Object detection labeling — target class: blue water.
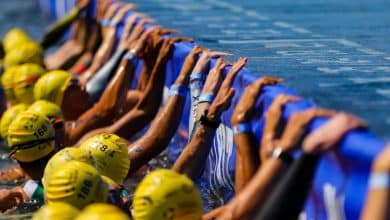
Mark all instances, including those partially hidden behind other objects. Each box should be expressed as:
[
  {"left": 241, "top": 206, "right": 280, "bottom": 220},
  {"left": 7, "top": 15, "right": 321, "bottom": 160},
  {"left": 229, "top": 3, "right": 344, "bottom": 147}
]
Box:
[{"left": 129, "top": 0, "right": 390, "bottom": 139}]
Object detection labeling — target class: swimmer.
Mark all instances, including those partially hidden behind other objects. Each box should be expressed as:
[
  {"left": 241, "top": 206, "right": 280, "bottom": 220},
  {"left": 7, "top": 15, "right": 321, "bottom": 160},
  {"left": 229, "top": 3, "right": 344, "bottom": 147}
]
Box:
[
  {"left": 34, "top": 27, "right": 161, "bottom": 145},
  {"left": 0, "top": 112, "right": 60, "bottom": 211}
]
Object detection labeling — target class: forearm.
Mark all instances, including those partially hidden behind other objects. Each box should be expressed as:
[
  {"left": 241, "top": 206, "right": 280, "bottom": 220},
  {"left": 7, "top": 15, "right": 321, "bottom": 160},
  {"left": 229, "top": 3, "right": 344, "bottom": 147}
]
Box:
[
  {"left": 172, "top": 125, "right": 215, "bottom": 180},
  {"left": 86, "top": 49, "right": 128, "bottom": 102},
  {"left": 234, "top": 133, "right": 259, "bottom": 192},
  {"left": 108, "top": 57, "right": 168, "bottom": 137},
  {"left": 361, "top": 166, "right": 390, "bottom": 220},
  {"left": 128, "top": 93, "right": 187, "bottom": 175},
  {"left": 41, "top": 7, "right": 81, "bottom": 48},
  {"left": 256, "top": 153, "right": 320, "bottom": 220},
  {"left": 84, "top": 30, "right": 117, "bottom": 79},
  {"left": 66, "top": 59, "right": 136, "bottom": 145}
]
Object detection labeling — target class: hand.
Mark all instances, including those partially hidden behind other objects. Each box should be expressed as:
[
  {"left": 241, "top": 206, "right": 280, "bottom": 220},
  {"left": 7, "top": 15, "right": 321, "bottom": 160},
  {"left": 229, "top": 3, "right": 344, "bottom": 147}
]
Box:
[
  {"left": 130, "top": 26, "right": 161, "bottom": 56},
  {"left": 302, "top": 112, "right": 366, "bottom": 155},
  {"left": 201, "top": 59, "right": 229, "bottom": 95},
  {"left": 127, "top": 18, "right": 155, "bottom": 44},
  {"left": 111, "top": 4, "right": 136, "bottom": 25},
  {"left": 260, "top": 94, "right": 301, "bottom": 162},
  {"left": 231, "top": 77, "right": 283, "bottom": 125},
  {"left": 118, "top": 13, "right": 150, "bottom": 49},
  {"left": 0, "top": 188, "right": 26, "bottom": 211},
  {"left": 157, "top": 37, "right": 194, "bottom": 62},
  {"left": 76, "top": 0, "right": 90, "bottom": 10},
  {"left": 277, "top": 108, "right": 335, "bottom": 152},
  {"left": 0, "top": 166, "right": 27, "bottom": 181},
  {"left": 192, "top": 50, "right": 232, "bottom": 74},
  {"left": 207, "top": 57, "right": 248, "bottom": 120},
  {"left": 102, "top": 2, "right": 123, "bottom": 21},
  {"left": 175, "top": 46, "right": 205, "bottom": 84}
]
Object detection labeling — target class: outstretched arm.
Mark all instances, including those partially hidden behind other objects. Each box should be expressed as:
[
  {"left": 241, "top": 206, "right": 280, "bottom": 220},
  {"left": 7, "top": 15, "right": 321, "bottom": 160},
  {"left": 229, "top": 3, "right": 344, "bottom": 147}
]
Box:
[
  {"left": 257, "top": 113, "right": 364, "bottom": 220},
  {"left": 80, "top": 4, "right": 135, "bottom": 85},
  {"left": 40, "top": 0, "right": 90, "bottom": 48},
  {"left": 173, "top": 58, "right": 246, "bottom": 180},
  {"left": 231, "top": 77, "right": 282, "bottom": 192},
  {"left": 205, "top": 98, "right": 332, "bottom": 220},
  {"left": 65, "top": 28, "right": 157, "bottom": 145},
  {"left": 125, "top": 44, "right": 201, "bottom": 175},
  {"left": 361, "top": 143, "right": 390, "bottom": 220}
]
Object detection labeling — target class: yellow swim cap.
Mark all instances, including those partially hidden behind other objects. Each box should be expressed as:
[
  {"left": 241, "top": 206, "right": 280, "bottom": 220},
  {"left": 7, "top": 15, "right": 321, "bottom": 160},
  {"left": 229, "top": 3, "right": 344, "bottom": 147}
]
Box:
[
  {"left": 3, "top": 28, "right": 33, "bottom": 53},
  {"left": 7, "top": 111, "right": 55, "bottom": 162},
  {"left": 28, "top": 100, "right": 63, "bottom": 119},
  {"left": 80, "top": 133, "right": 130, "bottom": 184},
  {"left": 33, "top": 70, "right": 72, "bottom": 105},
  {"left": 0, "top": 103, "right": 28, "bottom": 138},
  {"left": 13, "top": 63, "right": 45, "bottom": 104},
  {"left": 43, "top": 147, "right": 96, "bottom": 188},
  {"left": 4, "top": 42, "right": 43, "bottom": 67},
  {"left": 75, "top": 203, "right": 130, "bottom": 220},
  {"left": 133, "top": 169, "right": 203, "bottom": 220},
  {"left": 45, "top": 161, "right": 108, "bottom": 209},
  {"left": 32, "top": 202, "right": 80, "bottom": 220},
  {"left": 1, "top": 66, "right": 20, "bottom": 104}
]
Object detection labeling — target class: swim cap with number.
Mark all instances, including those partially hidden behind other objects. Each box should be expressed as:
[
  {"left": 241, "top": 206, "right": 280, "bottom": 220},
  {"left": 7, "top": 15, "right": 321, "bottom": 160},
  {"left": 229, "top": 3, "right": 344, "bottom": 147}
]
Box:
[
  {"left": 13, "top": 63, "right": 45, "bottom": 104},
  {"left": 43, "top": 147, "right": 96, "bottom": 188},
  {"left": 133, "top": 169, "right": 202, "bottom": 220},
  {"left": 75, "top": 203, "right": 130, "bottom": 220},
  {"left": 80, "top": 133, "right": 130, "bottom": 184},
  {"left": 0, "top": 103, "right": 28, "bottom": 139},
  {"left": 45, "top": 161, "right": 108, "bottom": 209},
  {"left": 33, "top": 70, "right": 72, "bottom": 105},
  {"left": 32, "top": 202, "right": 80, "bottom": 220},
  {"left": 7, "top": 111, "right": 55, "bottom": 162}
]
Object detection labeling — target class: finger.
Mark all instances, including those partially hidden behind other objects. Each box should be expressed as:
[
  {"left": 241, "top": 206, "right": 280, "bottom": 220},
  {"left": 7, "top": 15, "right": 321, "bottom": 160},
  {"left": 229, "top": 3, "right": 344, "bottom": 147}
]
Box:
[
  {"left": 223, "top": 57, "right": 247, "bottom": 86},
  {"left": 168, "top": 37, "right": 194, "bottom": 43},
  {"left": 208, "top": 51, "right": 233, "bottom": 58},
  {"left": 158, "top": 29, "right": 180, "bottom": 35}
]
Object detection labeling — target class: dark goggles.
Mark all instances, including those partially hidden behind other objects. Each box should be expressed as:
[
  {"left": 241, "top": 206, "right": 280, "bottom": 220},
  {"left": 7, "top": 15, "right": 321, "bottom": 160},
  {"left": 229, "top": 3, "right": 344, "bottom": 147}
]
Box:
[{"left": 8, "top": 137, "right": 55, "bottom": 159}]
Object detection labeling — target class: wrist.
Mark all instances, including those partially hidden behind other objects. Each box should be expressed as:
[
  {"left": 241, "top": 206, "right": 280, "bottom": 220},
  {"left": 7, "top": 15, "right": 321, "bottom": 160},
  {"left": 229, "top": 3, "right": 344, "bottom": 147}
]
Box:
[{"left": 199, "top": 110, "right": 221, "bottom": 129}]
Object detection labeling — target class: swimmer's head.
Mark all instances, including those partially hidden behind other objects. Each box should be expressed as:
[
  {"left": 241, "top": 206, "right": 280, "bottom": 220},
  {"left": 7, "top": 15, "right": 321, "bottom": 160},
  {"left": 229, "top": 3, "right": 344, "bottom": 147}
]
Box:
[
  {"left": 42, "top": 147, "right": 96, "bottom": 188},
  {"left": 33, "top": 70, "right": 72, "bottom": 105},
  {"left": 13, "top": 63, "right": 45, "bottom": 104},
  {"left": 7, "top": 111, "right": 55, "bottom": 162},
  {"left": 0, "top": 103, "right": 28, "bottom": 138},
  {"left": 32, "top": 202, "right": 80, "bottom": 220},
  {"left": 28, "top": 100, "right": 63, "bottom": 119},
  {"left": 1, "top": 66, "right": 20, "bottom": 104},
  {"left": 4, "top": 42, "right": 43, "bottom": 67},
  {"left": 45, "top": 161, "right": 108, "bottom": 209},
  {"left": 80, "top": 133, "right": 130, "bottom": 184},
  {"left": 133, "top": 169, "right": 203, "bottom": 220},
  {"left": 74, "top": 203, "right": 130, "bottom": 220},
  {"left": 3, "top": 28, "right": 33, "bottom": 53}
]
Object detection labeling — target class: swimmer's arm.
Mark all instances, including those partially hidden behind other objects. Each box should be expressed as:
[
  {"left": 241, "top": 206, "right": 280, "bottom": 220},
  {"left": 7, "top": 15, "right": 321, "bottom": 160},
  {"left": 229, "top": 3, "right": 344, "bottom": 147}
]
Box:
[
  {"left": 361, "top": 144, "right": 390, "bottom": 220},
  {"left": 66, "top": 57, "right": 136, "bottom": 145},
  {"left": 231, "top": 77, "right": 282, "bottom": 192},
  {"left": 124, "top": 45, "right": 201, "bottom": 175},
  {"left": 210, "top": 108, "right": 334, "bottom": 220},
  {"left": 0, "top": 186, "right": 28, "bottom": 212},
  {"left": 80, "top": 5, "right": 134, "bottom": 84},
  {"left": 40, "top": 7, "right": 81, "bottom": 49},
  {"left": 257, "top": 113, "right": 363, "bottom": 220},
  {"left": 173, "top": 58, "right": 246, "bottom": 179}
]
